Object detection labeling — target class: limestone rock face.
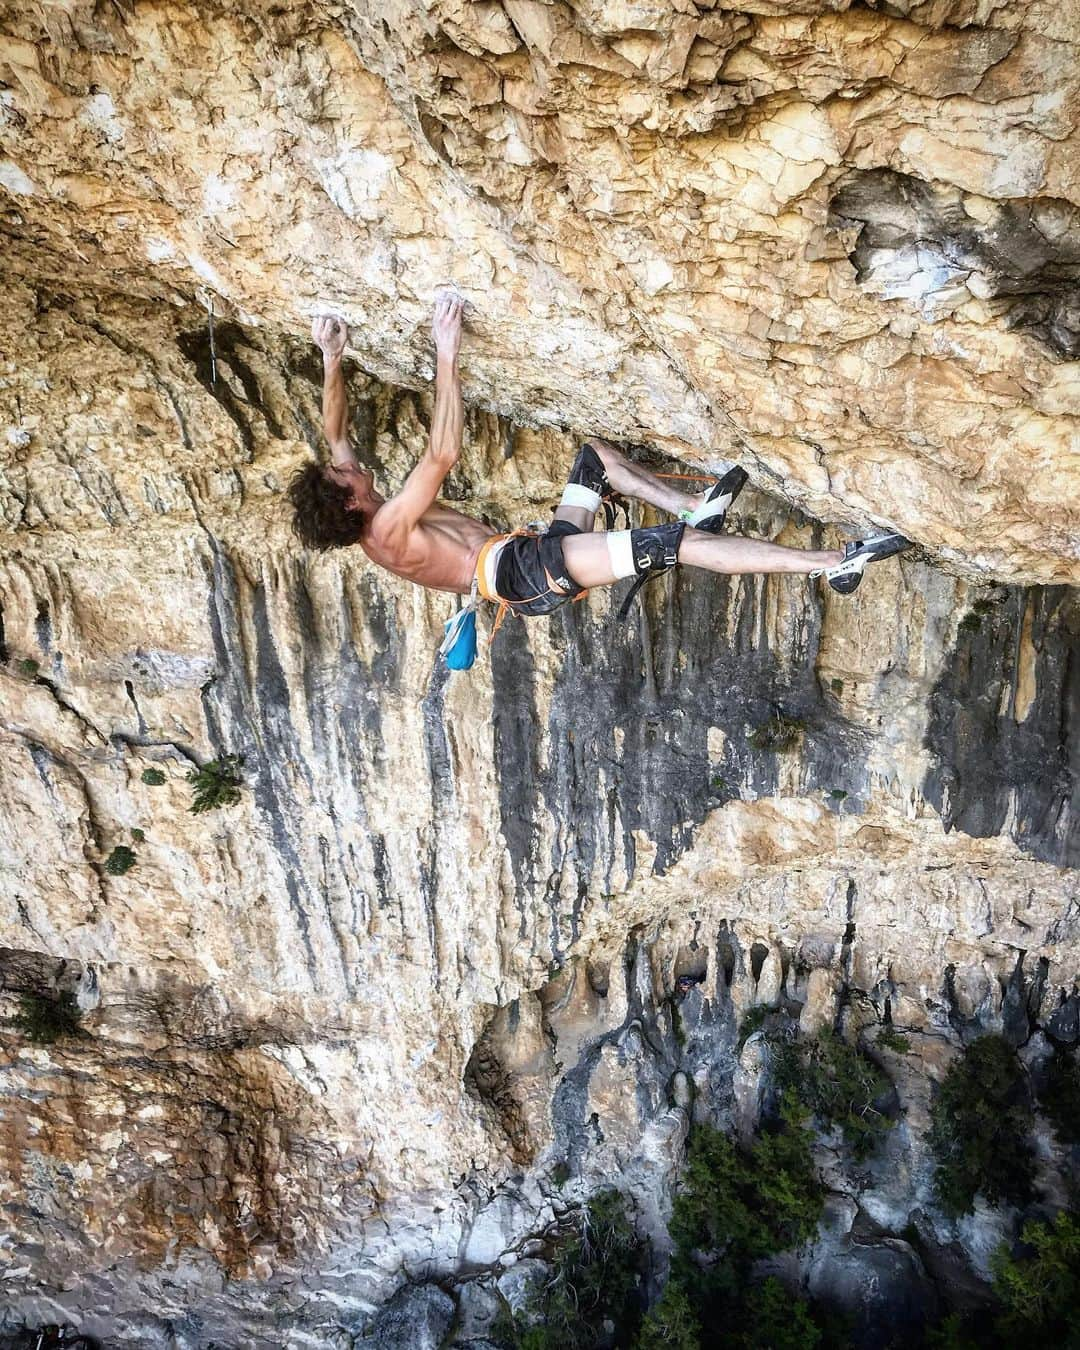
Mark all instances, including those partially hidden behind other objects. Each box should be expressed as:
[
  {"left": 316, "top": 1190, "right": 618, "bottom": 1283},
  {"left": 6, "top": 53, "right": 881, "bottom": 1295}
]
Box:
[
  {"left": 0, "top": 1, "right": 1078, "bottom": 1346},
  {"left": 1, "top": 0, "right": 1078, "bottom": 580}
]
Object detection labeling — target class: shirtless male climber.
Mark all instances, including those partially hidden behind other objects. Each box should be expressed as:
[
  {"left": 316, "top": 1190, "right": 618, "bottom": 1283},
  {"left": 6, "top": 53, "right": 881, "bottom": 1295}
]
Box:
[{"left": 288, "top": 295, "right": 909, "bottom": 631}]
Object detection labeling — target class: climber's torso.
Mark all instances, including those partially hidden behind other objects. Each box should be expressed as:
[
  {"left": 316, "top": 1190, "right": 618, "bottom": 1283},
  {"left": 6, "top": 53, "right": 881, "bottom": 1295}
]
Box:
[{"left": 361, "top": 501, "right": 496, "bottom": 595}]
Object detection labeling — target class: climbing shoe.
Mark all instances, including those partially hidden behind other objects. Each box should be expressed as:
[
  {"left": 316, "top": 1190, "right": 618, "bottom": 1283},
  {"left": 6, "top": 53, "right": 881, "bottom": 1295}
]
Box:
[
  {"left": 812, "top": 532, "right": 912, "bottom": 594},
  {"left": 682, "top": 465, "right": 748, "bottom": 534}
]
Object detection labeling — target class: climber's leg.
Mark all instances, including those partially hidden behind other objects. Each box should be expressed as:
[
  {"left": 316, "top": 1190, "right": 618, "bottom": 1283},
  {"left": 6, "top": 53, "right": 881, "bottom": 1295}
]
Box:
[
  {"left": 586, "top": 439, "right": 698, "bottom": 516},
  {"left": 551, "top": 443, "right": 610, "bottom": 532},
  {"left": 560, "top": 525, "right": 843, "bottom": 589}
]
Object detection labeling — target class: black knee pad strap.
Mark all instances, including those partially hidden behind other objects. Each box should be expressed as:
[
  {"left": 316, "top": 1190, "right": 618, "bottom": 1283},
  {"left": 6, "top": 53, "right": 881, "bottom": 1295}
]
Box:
[
  {"left": 630, "top": 521, "right": 685, "bottom": 575},
  {"left": 618, "top": 521, "right": 685, "bottom": 620}
]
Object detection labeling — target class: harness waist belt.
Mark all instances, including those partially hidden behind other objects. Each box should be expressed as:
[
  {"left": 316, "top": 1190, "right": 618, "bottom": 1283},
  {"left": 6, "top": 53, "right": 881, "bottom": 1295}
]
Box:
[{"left": 476, "top": 534, "right": 511, "bottom": 603}]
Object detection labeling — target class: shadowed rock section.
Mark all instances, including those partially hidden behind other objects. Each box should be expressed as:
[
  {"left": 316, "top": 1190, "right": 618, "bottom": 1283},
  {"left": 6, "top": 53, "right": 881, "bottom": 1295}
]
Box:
[
  {"left": 830, "top": 170, "right": 1080, "bottom": 357},
  {"left": 924, "top": 586, "right": 1080, "bottom": 867}
]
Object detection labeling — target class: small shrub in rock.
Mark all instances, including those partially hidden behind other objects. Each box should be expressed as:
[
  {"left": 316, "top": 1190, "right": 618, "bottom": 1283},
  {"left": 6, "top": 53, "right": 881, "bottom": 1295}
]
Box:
[
  {"left": 141, "top": 767, "right": 167, "bottom": 786},
  {"left": 187, "top": 754, "right": 245, "bottom": 814},
  {"left": 13, "top": 990, "right": 82, "bottom": 1044},
  {"left": 500, "top": 1189, "right": 646, "bottom": 1349},
  {"left": 923, "top": 1310, "right": 997, "bottom": 1350},
  {"left": 748, "top": 712, "right": 805, "bottom": 753},
  {"left": 991, "top": 1211, "right": 1080, "bottom": 1346},
  {"left": 928, "top": 1034, "right": 1035, "bottom": 1216},
  {"left": 17, "top": 658, "right": 39, "bottom": 678},
  {"left": 736, "top": 1003, "right": 772, "bottom": 1051},
  {"left": 550, "top": 1160, "right": 571, "bottom": 1188},
  {"left": 1040, "top": 1051, "right": 1080, "bottom": 1146},
  {"left": 130, "top": 827, "right": 145, "bottom": 844},
  {"left": 104, "top": 845, "right": 136, "bottom": 876},
  {"left": 635, "top": 1279, "right": 700, "bottom": 1350},
  {"left": 771, "top": 1029, "right": 896, "bottom": 1159},
  {"left": 877, "top": 1026, "right": 911, "bottom": 1055},
  {"left": 733, "top": 1277, "right": 824, "bottom": 1350}
]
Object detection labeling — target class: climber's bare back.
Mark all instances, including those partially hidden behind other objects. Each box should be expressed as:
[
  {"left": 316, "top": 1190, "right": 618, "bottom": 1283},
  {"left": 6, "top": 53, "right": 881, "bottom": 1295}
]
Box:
[{"left": 361, "top": 498, "right": 495, "bottom": 596}]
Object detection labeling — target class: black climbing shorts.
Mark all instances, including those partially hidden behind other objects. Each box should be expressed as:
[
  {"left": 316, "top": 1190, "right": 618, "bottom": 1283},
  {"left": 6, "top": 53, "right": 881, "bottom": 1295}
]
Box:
[{"left": 493, "top": 520, "right": 585, "bottom": 617}]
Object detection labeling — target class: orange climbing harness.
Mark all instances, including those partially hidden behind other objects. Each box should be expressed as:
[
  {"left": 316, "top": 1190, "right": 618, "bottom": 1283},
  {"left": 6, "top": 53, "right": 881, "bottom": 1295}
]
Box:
[{"left": 475, "top": 527, "right": 588, "bottom": 639}]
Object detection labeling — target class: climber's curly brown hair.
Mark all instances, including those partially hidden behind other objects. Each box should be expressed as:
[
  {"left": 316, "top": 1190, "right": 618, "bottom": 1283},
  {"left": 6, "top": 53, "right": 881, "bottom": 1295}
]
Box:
[{"left": 287, "top": 462, "right": 366, "bottom": 551}]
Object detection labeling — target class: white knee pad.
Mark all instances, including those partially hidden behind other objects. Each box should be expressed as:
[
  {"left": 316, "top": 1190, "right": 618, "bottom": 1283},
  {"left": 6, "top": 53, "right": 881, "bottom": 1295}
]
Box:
[
  {"left": 560, "top": 483, "right": 601, "bottom": 513},
  {"left": 606, "top": 530, "right": 637, "bottom": 580}
]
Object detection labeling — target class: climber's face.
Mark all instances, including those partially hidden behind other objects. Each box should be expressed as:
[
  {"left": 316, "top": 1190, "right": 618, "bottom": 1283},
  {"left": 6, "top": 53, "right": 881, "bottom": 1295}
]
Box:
[{"left": 327, "top": 462, "right": 374, "bottom": 510}]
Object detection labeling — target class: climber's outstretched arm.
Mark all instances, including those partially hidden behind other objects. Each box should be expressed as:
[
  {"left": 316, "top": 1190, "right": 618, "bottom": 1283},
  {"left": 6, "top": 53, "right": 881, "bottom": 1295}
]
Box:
[
  {"left": 313, "top": 315, "right": 357, "bottom": 469},
  {"left": 375, "top": 294, "right": 465, "bottom": 539}
]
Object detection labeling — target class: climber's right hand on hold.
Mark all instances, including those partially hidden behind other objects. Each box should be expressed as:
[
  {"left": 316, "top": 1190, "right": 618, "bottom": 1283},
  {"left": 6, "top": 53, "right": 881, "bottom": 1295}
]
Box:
[
  {"left": 313, "top": 314, "right": 348, "bottom": 362},
  {"left": 432, "top": 292, "right": 463, "bottom": 363}
]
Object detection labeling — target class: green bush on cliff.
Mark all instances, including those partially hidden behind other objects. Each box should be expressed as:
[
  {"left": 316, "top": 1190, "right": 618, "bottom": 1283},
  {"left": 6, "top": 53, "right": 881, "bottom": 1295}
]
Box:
[
  {"left": 186, "top": 754, "right": 245, "bottom": 813},
  {"left": 877, "top": 1026, "right": 911, "bottom": 1055},
  {"left": 992, "top": 1212, "right": 1080, "bottom": 1347},
  {"left": 669, "top": 1100, "right": 824, "bottom": 1263},
  {"left": 734, "top": 1278, "right": 824, "bottom": 1350},
  {"left": 104, "top": 844, "right": 137, "bottom": 875},
  {"left": 635, "top": 1279, "right": 701, "bottom": 1350},
  {"left": 499, "top": 1189, "right": 646, "bottom": 1349},
  {"left": 748, "top": 712, "right": 805, "bottom": 753},
  {"left": 13, "top": 990, "right": 82, "bottom": 1044},
  {"left": 923, "top": 1211, "right": 1080, "bottom": 1350},
  {"left": 771, "top": 1029, "right": 896, "bottom": 1159},
  {"left": 1040, "top": 1050, "right": 1080, "bottom": 1145},
  {"left": 928, "top": 1034, "right": 1035, "bottom": 1216},
  {"left": 637, "top": 1107, "right": 829, "bottom": 1350}
]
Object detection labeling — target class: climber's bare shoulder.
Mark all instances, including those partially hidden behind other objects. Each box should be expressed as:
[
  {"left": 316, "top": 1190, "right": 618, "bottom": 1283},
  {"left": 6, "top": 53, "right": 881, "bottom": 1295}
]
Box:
[{"left": 362, "top": 500, "right": 496, "bottom": 595}]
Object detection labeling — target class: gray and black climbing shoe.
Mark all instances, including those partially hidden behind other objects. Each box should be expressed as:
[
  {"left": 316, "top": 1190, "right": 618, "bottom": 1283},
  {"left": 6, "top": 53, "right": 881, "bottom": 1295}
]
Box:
[
  {"left": 812, "top": 532, "right": 911, "bottom": 594},
  {"left": 683, "top": 465, "right": 748, "bottom": 534}
]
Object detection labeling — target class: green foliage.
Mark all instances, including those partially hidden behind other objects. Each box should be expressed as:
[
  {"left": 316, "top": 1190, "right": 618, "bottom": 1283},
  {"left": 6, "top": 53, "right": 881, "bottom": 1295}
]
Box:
[
  {"left": 772, "top": 1030, "right": 896, "bottom": 1159},
  {"left": 958, "top": 612, "right": 982, "bottom": 634},
  {"left": 186, "top": 754, "right": 245, "bottom": 814},
  {"left": 991, "top": 1212, "right": 1080, "bottom": 1348},
  {"left": 141, "top": 767, "right": 167, "bottom": 786},
  {"left": 828, "top": 789, "right": 848, "bottom": 802},
  {"left": 733, "top": 1278, "right": 822, "bottom": 1350},
  {"left": 13, "top": 990, "right": 82, "bottom": 1044},
  {"left": 669, "top": 1103, "right": 823, "bottom": 1264},
  {"left": 635, "top": 1279, "right": 700, "bottom": 1350},
  {"left": 923, "top": 1310, "right": 997, "bottom": 1350},
  {"left": 829, "top": 678, "right": 844, "bottom": 695},
  {"left": 748, "top": 712, "right": 805, "bottom": 753},
  {"left": 501, "top": 1190, "right": 645, "bottom": 1350},
  {"left": 550, "top": 1160, "right": 571, "bottom": 1188},
  {"left": 130, "top": 827, "right": 145, "bottom": 844},
  {"left": 17, "top": 658, "right": 39, "bottom": 678},
  {"left": 928, "top": 1035, "right": 1035, "bottom": 1216},
  {"left": 1040, "top": 1051, "right": 1080, "bottom": 1145},
  {"left": 635, "top": 1109, "right": 831, "bottom": 1350},
  {"left": 104, "top": 845, "right": 136, "bottom": 876},
  {"left": 736, "top": 1004, "right": 771, "bottom": 1051},
  {"left": 877, "top": 1026, "right": 912, "bottom": 1055}
]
